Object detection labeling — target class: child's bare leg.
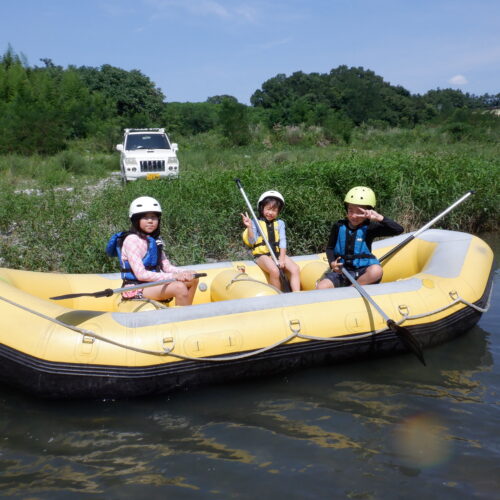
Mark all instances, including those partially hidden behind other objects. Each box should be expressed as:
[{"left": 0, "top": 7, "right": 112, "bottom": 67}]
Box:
[
  {"left": 184, "top": 276, "right": 199, "bottom": 304},
  {"left": 283, "top": 256, "right": 301, "bottom": 291},
  {"left": 144, "top": 278, "right": 198, "bottom": 306},
  {"left": 316, "top": 277, "right": 334, "bottom": 289},
  {"left": 357, "top": 264, "right": 383, "bottom": 285},
  {"left": 256, "top": 255, "right": 281, "bottom": 290}
]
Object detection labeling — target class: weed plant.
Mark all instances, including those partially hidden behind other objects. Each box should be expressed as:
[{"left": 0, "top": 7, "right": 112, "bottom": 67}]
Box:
[{"left": 0, "top": 135, "right": 498, "bottom": 273}]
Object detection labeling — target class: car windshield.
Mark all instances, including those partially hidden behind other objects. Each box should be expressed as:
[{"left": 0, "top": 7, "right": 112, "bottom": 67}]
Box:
[{"left": 125, "top": 134, "right": 170, "bottom": 150}]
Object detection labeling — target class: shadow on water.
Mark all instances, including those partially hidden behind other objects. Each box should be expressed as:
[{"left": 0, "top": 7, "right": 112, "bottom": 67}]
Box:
[{"left": 0, "top": 233, "right": 498, "bottom": 499}]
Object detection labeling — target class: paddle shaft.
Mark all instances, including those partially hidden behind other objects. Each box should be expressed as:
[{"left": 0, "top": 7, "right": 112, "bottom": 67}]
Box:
[
  {"left": 111, "top": 274, "right": 206, "bottom": 295},
  {"left": 341, "top": 267, "right": 426, "bottom": 365},
  {"left": 51, "top": 273, "right": 207, "bottom": 300},
  {"left": 341, "top": 268, "right": 389, "bottom": 322},
  {"left": 379, "top": 190, "right": 474, "bottom": 263}
]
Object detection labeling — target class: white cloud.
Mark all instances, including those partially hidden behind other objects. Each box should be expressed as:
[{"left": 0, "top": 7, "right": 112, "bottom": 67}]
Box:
[
  {"left": 449, "top": 74, "right": 468, "bottom": 85},
  {"left": 145, "top": 0, "right": 257, "bottom": 21}
]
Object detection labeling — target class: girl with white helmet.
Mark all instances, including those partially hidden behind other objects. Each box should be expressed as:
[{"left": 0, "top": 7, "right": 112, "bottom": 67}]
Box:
[
  {"left": 241, "top": 190, "right": 300, "bottom": 292},
  {"left": 317, "top": 186, "right": 403, "bottom": 289},
  {"left": 106, "top": 196, "right": 199, "bottom": 305}
]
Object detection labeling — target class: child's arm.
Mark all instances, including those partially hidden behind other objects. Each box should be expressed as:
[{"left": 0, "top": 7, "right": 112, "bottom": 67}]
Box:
[
  {"left": 278, "top": 248, "right": 287, "bottom": 268},
  {"left": 241, "top": 212, "right": 255, "bottom": 240},
  {"left": 325, "top": 223, "right": 341, "bottom": 265},
  {"left": 364, "top": 209, "right": 384, "bottom": 222},
  {"left": 369, "top": 213, "right": 404, "bottom": 236},
  {"left": 122, "top": 235, "right": 176, "bottom": 282},
  {"left": 160, "top": 251, "right": 197, "bottom": 282},
  {"left": 241, "top": 212, "right": 260, "bottom": 246},
  {"left": 278, "top": 219, "right": 287, "bottom": 267}
]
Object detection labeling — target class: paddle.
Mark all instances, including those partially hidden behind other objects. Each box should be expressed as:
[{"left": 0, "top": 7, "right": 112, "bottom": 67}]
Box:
[
  {"left": 235, "top": 179, "right": 292, "bottom": 293},
  {"left": 50, "top": 273, "right": 207, "bottom": 300},
  {"left": 379, "top": 190, "right": 474, "bottom": 263},
  {"left": 341, "top": 267, "right": 426, "bottom": 365}
]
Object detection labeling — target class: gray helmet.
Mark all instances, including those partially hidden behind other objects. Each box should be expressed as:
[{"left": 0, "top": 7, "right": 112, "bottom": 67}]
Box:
[{"left": 128, "top": 196, "right": 162, "bottom": 218}]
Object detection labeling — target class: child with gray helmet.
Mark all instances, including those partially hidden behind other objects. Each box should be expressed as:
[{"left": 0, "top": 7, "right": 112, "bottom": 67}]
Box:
[
  {"left": 241, "top": 190, "right": 300, "bottom": 292},
  {"left": 106, "top": 196, "right": 199, "bottom": 305}
]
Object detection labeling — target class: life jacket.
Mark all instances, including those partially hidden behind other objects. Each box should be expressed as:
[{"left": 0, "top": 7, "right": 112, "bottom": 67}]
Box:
[
  {"left": 333, "top": 221, "right": 379, "bottom": 269},
  {"left": 242, "top": 219, "right": 280, "bottom": 257},
  {"left": 106, "top": 231, "right": 162, "bottom": 284}
]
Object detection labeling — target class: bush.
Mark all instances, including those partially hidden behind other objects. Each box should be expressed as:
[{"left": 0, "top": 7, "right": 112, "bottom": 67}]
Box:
[{"left": 0, "top": 146, "right": 497, "bottom": 273}]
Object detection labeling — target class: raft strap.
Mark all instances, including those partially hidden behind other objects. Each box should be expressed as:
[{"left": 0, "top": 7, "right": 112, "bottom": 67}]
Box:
[{"left": 0, "top": 287, "right": 491, "bottom": 361}]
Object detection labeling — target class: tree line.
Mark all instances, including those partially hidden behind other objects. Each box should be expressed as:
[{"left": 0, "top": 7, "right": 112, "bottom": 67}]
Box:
[{"left": 0, "top": 46, "right": 498, "bottom": 154}]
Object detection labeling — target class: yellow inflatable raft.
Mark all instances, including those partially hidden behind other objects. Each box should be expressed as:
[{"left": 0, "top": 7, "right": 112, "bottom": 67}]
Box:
[{"left": 0, "top": 229, "right": 493, "bottom": 399}]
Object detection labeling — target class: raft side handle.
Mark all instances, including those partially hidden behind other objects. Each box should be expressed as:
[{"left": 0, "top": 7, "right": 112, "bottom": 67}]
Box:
[
  {"left": 289, "top": 319, "right": 302, "bottom": 335},
  {"left": 398, "top": 304, "right": 410, "bottom": 317}
]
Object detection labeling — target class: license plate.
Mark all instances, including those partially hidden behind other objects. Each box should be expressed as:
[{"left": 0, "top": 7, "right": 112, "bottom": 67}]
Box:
[{"left": 146, "top": 173, "right": 161, "bottom": 180}]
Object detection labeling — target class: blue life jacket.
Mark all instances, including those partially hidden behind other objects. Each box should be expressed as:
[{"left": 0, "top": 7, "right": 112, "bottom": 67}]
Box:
[
  {"left": 333, "top": 222, "right": 380, "bottom": 270},
  {"left": 106, "top": 231, "right": 161, "bottom": 284}
]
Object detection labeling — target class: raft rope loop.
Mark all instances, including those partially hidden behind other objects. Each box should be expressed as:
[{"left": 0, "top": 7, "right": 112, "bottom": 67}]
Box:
[
  {"left": 396, "top": 289, "right": 491, "bottom": 324},
  {"left": 0, "top": 286, "right": 491, "bottom": 361},
  {"left": 226, "top": 272, "right": 282, "bottom": 294}
]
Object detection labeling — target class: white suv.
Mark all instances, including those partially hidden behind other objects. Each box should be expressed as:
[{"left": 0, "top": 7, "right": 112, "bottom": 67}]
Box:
[{"left": 116, "top": 128, "right": 179, "bottom": 182}]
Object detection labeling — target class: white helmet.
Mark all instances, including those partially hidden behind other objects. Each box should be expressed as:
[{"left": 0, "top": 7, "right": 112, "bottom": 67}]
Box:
[
  {"left": 129, "top": 196, "right": 162, "bottom": 218},
  {"left": 258, "top": 190, "right": 285, "bottom": 206}
]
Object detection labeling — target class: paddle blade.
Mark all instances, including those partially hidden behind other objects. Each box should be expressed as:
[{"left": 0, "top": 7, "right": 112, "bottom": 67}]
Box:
[
  {"left": 387, "top": 320, "right": 426, "bottom": 366},
  {"left": 50, "top": 289, "right": 114, "bottom": 300},
  {"left": 51, "top": 292, "right": 91, "bottom": 300},
  {"left": 279, "top": 270, "right": 293, "bottom": 293}
]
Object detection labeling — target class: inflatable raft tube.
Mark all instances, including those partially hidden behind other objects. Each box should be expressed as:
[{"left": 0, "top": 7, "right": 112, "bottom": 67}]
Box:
[{"left": 0, "top": 230, "right": 493, "bottom": 399}]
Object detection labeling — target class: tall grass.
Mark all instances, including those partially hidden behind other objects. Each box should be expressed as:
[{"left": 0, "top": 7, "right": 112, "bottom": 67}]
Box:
[
  {"left": 0, "top": 152, "right": 115, "bottom": 190},
  {"left": 0, "top": 145, "right": 497, "bottom": 273}
]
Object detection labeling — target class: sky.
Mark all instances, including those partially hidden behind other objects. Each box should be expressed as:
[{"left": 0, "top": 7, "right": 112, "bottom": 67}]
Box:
[{"left": 2, "top": 0, "right": 499, "bottom": 104}]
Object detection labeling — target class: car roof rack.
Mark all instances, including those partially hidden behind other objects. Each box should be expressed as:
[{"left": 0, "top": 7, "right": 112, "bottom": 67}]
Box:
[{"left": 124, "top": 128, "right": 165, "bottom": 133}]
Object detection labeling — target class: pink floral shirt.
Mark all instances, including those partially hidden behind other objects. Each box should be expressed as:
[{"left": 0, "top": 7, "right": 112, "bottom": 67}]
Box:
[{"left": 120, "top": 234, "right": 180, "bottom": 298}]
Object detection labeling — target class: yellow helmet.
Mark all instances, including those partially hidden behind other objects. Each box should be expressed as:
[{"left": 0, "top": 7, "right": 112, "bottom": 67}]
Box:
[{"left": 344, "top": 186, "right": 376, "bottom": 207}]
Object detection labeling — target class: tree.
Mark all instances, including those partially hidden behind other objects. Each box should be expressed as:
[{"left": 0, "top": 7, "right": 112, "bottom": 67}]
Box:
[
  {"left": 163, "top": 102, "right": 218, "bottom": 136},
  {"left": 0, "top": 48, "right": 116, "bottom": 154},
  {"left": 219, "top": 99, "right": 251, "bottom": 146},
  {"left": 251, "top": 66, "right": 427, "bottom": 127},
  {"left": 75, "top": 64, "right": 165, "bottom": 122},
  {"left": 206, "top": 95, "right": 238, "bottom": 104}
]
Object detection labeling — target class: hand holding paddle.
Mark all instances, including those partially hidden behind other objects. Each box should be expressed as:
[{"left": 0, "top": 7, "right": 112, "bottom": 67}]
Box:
[{"left": 50, "top": 273, "right": 207, "bottom": 300}]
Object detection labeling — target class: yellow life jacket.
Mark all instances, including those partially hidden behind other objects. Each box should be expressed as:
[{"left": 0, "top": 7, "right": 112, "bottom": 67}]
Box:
[{"left": 242, "top": 219, "right": 280, "bottom": 257}]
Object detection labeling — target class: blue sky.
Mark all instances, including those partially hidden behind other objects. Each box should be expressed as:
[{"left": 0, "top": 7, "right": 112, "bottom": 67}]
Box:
[{"left": 2, "top": 0, "right": 499, "bottom": 103}]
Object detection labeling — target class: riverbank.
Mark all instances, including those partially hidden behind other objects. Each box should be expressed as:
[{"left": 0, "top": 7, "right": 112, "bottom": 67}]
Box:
[{"left": 0, "top": 143, "right": 498, "bottom": 273}]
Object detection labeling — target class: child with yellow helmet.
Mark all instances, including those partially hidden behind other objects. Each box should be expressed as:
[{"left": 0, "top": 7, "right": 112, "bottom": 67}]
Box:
[
  {"left": 241, "top": 190, "right": 300, "bottom": 291},
  {"left": 317, "top": 186, "right": 403, "bottom": 289}
]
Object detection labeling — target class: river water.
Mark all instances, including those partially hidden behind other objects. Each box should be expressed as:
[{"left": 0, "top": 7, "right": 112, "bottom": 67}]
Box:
[{"left": 0, "top": 234, "right": 498, "bottom": 499}]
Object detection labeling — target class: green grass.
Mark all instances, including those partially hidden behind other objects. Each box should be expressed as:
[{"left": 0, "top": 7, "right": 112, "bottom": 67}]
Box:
[{"left": 0, "top": 133, "right": 498, "bottom": 273}]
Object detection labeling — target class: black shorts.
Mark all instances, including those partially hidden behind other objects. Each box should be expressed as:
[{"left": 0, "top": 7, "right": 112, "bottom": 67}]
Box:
[{"left": 323, "top": 266, "right": 378, "bottom": 288}]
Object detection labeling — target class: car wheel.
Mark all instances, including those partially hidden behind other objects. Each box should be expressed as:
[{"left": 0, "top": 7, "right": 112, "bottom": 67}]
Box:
[{"left": 120, "top": 168, "right": 127, "bottom": 186}]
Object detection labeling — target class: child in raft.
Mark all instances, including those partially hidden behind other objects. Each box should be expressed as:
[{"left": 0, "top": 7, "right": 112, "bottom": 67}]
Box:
[
  {"left": 106, "top": 196, "right": 198, "bottom": 305},
  {"left": 316, "top": 186, "right": 403, "bottom": 289},
  {"left": 241, "top": 190, "right": 301, "bottom": 292}
]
